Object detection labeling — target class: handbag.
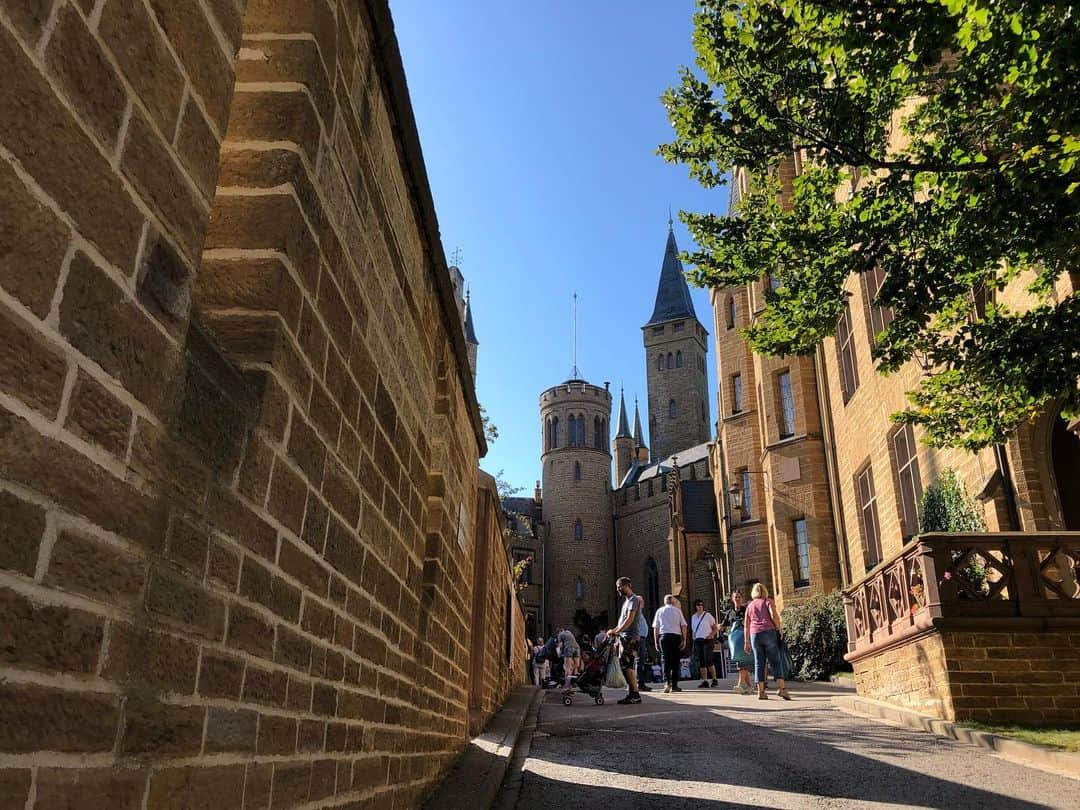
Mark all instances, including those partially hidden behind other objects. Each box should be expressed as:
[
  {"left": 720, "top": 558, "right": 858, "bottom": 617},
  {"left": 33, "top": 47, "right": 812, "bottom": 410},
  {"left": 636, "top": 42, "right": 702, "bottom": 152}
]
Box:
[{"left": 603, "top": 648, "right": 627, "bottom": 689}]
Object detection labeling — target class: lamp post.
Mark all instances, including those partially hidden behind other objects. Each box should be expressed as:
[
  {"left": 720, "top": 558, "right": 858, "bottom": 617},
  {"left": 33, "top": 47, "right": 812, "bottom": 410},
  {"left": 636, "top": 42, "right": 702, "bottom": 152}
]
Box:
[{"left": 702, "top": 550, "right": 721, "bottom": 616}]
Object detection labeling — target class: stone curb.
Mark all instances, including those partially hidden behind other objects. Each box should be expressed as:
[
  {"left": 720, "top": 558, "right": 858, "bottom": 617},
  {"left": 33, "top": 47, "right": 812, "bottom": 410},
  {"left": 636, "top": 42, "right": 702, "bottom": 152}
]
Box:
[
  {"left": 423, "top": 685, "right": 542, "bottom": 809},
  {"left": 833, "top": 694, "right": 1080, "bottom": 780}
]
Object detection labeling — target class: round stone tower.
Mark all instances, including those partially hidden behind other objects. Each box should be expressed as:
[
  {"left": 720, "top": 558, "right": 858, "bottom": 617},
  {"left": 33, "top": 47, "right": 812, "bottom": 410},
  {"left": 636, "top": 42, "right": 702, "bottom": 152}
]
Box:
[{"left": 539, "top": 377, "right": 615, "bottom": 636}]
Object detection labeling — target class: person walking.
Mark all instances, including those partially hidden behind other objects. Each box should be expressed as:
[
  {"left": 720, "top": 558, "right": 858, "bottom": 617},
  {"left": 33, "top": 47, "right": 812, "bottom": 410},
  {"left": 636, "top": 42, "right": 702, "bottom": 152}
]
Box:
[
  {"left": 691, "top": 599, "right": 719, "bottom": 688},
  {"left": 652, "top": 594, "right": 687, "bottom": 693},
  {"left": 557, "top": 627, "right": 581, "bottom": 689},
  {"left": 606, "top": 577, "right": 644, "bottom": 704},
  {"left": 743, "top": 583, "right": 790, "bottom": 700},
  {"left": 724, "top": 591, "right": 753, "bottom": 695}
]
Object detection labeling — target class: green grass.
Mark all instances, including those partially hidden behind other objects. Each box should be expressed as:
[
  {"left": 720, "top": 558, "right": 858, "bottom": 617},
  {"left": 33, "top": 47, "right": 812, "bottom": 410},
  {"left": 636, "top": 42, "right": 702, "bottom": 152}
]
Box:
[
  {"left": 830, "top": 670, "right": 854, "bottom": 679},
  {"left": 964, "top": 723, "right": 1080, "bottom": 752}
]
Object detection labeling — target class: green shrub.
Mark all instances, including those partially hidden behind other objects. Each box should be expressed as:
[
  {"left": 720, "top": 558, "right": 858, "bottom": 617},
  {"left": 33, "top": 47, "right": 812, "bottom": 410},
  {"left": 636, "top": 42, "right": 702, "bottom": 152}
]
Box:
[
  {"left": 919, "top": 468, "right": 986, "bottom": 533},
  {"left": 781, "top": 590, "right": 848, "bottom": 681}
]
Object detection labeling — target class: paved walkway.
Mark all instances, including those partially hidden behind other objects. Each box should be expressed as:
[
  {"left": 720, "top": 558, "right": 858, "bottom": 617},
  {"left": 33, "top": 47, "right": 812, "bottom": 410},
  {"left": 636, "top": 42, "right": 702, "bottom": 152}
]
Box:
[{"left": 495, "top": 680, "right": 1077, "bottom": 809}]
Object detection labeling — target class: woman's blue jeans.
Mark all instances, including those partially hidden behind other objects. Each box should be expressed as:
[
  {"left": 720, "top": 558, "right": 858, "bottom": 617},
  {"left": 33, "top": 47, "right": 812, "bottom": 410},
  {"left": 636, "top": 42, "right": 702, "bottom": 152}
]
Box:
[{"left": 750, "top": 628, "right": 782, "bottom": 685}]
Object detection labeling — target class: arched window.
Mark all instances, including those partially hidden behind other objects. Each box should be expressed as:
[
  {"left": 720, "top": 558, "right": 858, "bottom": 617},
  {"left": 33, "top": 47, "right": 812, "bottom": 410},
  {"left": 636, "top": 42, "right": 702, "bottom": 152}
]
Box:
[
  {"left": 669, "top": 399, "right": 677, "bottom": 419},
  {"left": 726, "top": 296, "right": 736, "bottom": 329},
  {"left": 574, "top": 519, "right": 583, "bottom": 540},
  {"left": 544, "top": 417, "right": 549, "bottom": 452},
  {"left": 658, "top": 354, "right": 665, "bottom": 370},
  {"left": 676, "top": 350, "right": 683, "bottom": 368},
  {"left": 644, "top": 557, "right": 660, "bottom": 619},
  {"left": 575, "top": 578, "right": 584, "bottom": 600},
  {"left": 574, "top": 461, "right": 581, "bottom": 481},
  {"left": 701, "top": 400, "right": 707, "bottom": 422},
  {"left": 593, "top": 415, "right": 603, "bottom": 449},
  {"left": 552, "top": 416, "right": 560, "bottom": 448},
  {"left": 667, "top": 352, "right": 673, "bottom": 369}
]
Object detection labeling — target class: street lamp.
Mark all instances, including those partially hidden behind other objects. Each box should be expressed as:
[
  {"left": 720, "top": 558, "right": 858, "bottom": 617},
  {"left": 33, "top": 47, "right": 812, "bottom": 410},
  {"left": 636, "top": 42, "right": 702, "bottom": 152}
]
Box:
[{"left": 702, "top": 550, "right": 721, "bottom": 615}]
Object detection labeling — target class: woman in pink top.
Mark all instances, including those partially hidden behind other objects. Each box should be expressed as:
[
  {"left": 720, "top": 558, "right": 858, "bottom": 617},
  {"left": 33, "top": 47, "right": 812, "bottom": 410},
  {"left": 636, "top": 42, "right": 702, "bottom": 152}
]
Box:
[{"left": 742, "top": 582, "right": 791, "bottom": 700}]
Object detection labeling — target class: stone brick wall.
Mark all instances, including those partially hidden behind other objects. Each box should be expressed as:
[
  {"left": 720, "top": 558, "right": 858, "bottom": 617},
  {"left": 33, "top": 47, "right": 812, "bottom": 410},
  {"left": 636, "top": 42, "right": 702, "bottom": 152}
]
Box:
[
  {"left": 0, "top": 2, "right": 508, "bottom": 807},
  {"left": 469, "top": 475, "right": 527, "bottom": 736},
  {"left": 643, "top": 319, "right": 710, "bottom": 464},
  {"left": 852, "top": 628, "right": 1080, "bottom": 725}
]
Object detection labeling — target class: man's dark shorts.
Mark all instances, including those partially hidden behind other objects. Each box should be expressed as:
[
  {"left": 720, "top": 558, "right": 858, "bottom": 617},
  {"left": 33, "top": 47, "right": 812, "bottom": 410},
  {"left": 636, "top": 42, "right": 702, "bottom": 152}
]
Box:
[
  {"left": 694, "top": 638, "right": 714, "bottom": 668},
  {"left": 618, "top": 633, "right": 639, "bottom": 670}
]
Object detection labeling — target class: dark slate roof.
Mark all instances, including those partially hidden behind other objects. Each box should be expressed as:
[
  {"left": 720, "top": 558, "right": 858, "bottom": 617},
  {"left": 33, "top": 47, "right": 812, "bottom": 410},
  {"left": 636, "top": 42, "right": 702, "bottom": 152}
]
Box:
[
  {"left": 645, "top": 227, "right": 698, "bottom": 327},
  {"left": 502, "top": 497, "right": 540, "bottom": 537},
  {"left": 633, "top": 399, "right": 646, "bottom": 448},
  {"left": 463, "top": 292, "right": 478, "bottom": 345},
  {"left": 682, "top": 479, "right": 720, "bottom": 533},
  {"left": 614, "top": 390, "right": 631, "bottom": 438},
  {"left": 618, "top": 441, "right": 711, "bottom": 487}
]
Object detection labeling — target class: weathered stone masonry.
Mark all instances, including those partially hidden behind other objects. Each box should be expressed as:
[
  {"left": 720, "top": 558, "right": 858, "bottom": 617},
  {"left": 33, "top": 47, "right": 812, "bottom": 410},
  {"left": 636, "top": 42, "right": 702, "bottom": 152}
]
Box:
[{"left": 0, "top": 1, "right": 514, "bottom": 808}]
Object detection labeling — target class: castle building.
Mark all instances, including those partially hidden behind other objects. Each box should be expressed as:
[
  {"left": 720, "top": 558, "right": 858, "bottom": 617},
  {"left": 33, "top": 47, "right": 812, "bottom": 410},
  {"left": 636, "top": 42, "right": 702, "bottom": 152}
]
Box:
[{"left": 532, "top": 225, "right": 722, "bottom": 642}]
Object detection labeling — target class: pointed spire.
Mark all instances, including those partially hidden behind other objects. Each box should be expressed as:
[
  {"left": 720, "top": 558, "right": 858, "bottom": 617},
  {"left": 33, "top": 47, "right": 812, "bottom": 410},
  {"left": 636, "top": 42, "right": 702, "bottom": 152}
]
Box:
[
  {"left": 615, "top": 388, "right": 631, "bottom": 438},
  {"left": 645, "top": 225, "right": 697, "bottom": 327},
  {"left": 463, "top": 289, "right": 478, "bottom": 345},
  {"left": 633, "top": 397, "right": 646, "bottom": 448}
]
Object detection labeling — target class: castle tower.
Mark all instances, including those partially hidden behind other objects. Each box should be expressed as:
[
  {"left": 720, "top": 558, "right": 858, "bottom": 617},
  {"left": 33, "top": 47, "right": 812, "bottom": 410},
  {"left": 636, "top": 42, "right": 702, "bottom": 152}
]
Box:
[
  {"left": 632, "top": 397, "right": 649, "bottom": 464},
  {"left": 643, "top": 224, "right": 710, "bottom": 462},
  {"left": 613, "top": 388, "right": 634, "bottom": 485},
  {"left": 540, "top": 375, "right": 615, "bottom": 634}
]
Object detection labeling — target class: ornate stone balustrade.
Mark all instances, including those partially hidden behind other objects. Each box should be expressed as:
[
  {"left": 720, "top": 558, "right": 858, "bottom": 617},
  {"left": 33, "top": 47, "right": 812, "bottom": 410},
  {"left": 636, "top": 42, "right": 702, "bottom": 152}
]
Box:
[{"left": 844, "top": 533, "right": 1080, "bottom": 661}]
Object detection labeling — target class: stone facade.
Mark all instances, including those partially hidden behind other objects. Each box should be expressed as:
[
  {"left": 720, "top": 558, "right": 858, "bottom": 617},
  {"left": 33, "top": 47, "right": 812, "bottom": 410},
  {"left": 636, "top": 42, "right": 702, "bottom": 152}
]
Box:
[
  {"left": 644, "top": 318, "right": 710, "bottom": 464},
  {"left": 852, "top": 629, "right": 1080, "bottom": 726},
  {"left": 539, "top": 381, "right": 615, "bottom": 631},
  {"left": 0, "top": 2, "right": 522, "bottom": 807}
]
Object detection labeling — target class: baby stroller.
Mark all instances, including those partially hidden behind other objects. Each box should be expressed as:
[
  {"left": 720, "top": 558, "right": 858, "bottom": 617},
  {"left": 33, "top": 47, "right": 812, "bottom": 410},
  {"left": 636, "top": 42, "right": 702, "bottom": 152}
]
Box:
[{"left": 562, "top": 637, "right": 615, "bottom": 706}]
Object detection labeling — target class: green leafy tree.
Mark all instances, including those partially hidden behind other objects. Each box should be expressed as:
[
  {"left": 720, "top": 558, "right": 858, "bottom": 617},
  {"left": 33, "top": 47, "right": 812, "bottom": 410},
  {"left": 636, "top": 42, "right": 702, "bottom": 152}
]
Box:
[
  {"left": 660, "top": 0, "right": 1080, "bottom": 450},
  {"left": 780, "top": 590, "right": 849, "bottom": 680}
]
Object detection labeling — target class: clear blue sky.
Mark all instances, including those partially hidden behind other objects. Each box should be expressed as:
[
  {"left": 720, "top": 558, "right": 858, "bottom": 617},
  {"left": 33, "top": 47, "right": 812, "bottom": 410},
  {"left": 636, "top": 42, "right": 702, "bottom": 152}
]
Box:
[{"left": 391, "top": 2, "right": 729, "bottom": 492}]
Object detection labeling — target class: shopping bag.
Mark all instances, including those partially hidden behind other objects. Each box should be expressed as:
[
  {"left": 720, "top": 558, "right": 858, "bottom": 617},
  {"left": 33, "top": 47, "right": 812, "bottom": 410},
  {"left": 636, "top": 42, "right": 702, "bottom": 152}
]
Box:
[
  {"left": 778, "top": 638, "right": 796, "bottom": 680},
  {"left": 603, "top": 651, "right": 627, "bottom": 689},
  {"left": 729, "top": 626, "right": 753, "bottom": 666}
]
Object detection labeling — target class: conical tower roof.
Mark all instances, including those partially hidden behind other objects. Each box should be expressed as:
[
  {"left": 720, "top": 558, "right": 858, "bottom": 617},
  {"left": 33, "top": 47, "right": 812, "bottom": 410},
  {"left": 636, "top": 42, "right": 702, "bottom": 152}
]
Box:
[
  {"left": 645, "top": 225, "right": 697, "bottom": 327},
  {"left": 615, "top": 389, "right": 631, "bottom": 438},
  {"left": 633, "top": 397, "right": 646, "bottom": 448},
  {"left": 464, "top": 290, "right": 478, "bottom": 345}
]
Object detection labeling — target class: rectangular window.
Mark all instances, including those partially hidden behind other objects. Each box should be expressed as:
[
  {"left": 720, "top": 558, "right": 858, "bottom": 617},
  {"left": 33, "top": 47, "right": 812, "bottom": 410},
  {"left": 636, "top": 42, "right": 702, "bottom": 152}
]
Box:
[
  {"left": 732, "top": 374, "right": 743, "bottom": 414},
  {"left": 777, "top": 370, "right": 795, "bottom": 439},
  {"left": 836, "top": 302, "right": 860, "bottom": 403},
  {"left": 793, "top": 518, "right": 810, "bottom": 587},
  {"left": 891, "top": 424, "right": 923, "bottom": 539},
  {"left": 740, "top": 469, "right": 753, "bottom": 520},
  {"left": 652, "top": 326, "right": 664, "bottom": 335},
  {"left": 862, "top": 265, "right": 895, "bottom": 347},
  {"left": 855, "top": 464, "right": 883, "bottom": 571},
  {"left": 673, "top": 321, "right": 685, "bottom": 332}
]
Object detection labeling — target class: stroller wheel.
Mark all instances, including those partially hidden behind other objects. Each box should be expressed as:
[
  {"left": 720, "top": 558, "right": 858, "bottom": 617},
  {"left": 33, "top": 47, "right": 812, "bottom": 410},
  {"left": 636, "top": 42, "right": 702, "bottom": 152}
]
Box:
[
  {"left": 562, "top": 696, "right": 572, "bottom": 706},
  {"left": 595, "top": 695, "right": 604, "bottom": 705}
]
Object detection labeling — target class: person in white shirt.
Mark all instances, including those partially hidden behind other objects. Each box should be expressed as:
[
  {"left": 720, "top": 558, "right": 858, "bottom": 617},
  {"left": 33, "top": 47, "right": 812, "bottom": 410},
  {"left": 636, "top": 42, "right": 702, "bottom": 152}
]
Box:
[
  {"left": 691, "top": 599, "right": 720, "bottom": 688},
  {"left": 652, "top": 595, "right": 687, "bottom": 693}
]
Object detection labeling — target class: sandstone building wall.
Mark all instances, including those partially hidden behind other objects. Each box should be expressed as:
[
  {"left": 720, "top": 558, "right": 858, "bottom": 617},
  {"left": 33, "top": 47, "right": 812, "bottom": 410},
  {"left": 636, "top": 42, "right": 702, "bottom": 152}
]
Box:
[
  {"left": 0, "top": 2, "right": 518, "bottom": 807},
  {"left": 539, "top": 381, "right": 614, "bottom": 632}
]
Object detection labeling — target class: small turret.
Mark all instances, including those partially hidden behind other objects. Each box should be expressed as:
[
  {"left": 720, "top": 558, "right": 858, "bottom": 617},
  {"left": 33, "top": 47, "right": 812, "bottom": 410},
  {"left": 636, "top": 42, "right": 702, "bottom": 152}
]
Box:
[
  {"left": 614, "top": 388, "right": 634, "bottom": 485},
  {"left": 464, "top": 290, "right": 479, "bottom": 383},
  {"left": 633, "top": 397, "right": 649, "bottom": 464}
]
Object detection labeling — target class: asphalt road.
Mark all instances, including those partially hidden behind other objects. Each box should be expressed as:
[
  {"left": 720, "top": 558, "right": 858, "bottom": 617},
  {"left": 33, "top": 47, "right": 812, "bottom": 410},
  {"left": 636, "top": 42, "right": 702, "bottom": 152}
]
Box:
[{"left": 494, "top": 680, "right": 1078, "bottom": 810}]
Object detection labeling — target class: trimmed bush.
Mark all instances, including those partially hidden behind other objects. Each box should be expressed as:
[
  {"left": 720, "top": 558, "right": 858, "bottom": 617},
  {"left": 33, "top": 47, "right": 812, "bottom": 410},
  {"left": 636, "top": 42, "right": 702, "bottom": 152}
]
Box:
[
  {"left": 781, "top": 590, "right": 848, "bottom": 681},
  {"left": 919, "top": 468, "right": 986, "bottom": 533}
]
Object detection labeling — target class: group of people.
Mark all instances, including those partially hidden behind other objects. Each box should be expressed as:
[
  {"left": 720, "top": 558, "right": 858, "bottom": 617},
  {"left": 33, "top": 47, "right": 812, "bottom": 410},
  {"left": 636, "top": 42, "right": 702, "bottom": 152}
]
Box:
[{"left": 601, "top": 576, "right": 791, "bottom": 704}]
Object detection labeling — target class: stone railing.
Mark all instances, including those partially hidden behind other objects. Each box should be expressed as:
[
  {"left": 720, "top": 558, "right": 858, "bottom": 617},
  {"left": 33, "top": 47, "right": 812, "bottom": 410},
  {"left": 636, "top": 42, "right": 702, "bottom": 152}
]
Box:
[{"left": 844, "top": 532, "right": 1080, "bottom": 659}]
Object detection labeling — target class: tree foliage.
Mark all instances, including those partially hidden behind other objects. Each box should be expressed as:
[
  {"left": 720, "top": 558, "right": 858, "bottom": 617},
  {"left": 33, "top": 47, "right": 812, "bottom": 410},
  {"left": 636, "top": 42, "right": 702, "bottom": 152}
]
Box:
[{"left": 660, "top": 0, "right": 1080, "bottom": 450}]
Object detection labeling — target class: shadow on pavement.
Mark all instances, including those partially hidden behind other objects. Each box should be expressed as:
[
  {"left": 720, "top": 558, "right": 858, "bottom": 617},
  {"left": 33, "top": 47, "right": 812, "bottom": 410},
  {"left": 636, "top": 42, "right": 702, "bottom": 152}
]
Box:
[{"left": 521, "top": 685, "right": 1061, "bottom": 809}]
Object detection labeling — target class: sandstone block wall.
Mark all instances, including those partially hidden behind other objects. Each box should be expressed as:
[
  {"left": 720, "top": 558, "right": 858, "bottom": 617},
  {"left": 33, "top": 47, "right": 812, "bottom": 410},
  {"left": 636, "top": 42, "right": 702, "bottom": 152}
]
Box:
[
  {"left": 853, "top": 629, "right": 1080, "bottom": 725},
  {"left": 0, "top": 2, "right": 507, "bottom": 807},
  {"left": 643, "top": 319, "right": 710, "bottom": 464}
]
